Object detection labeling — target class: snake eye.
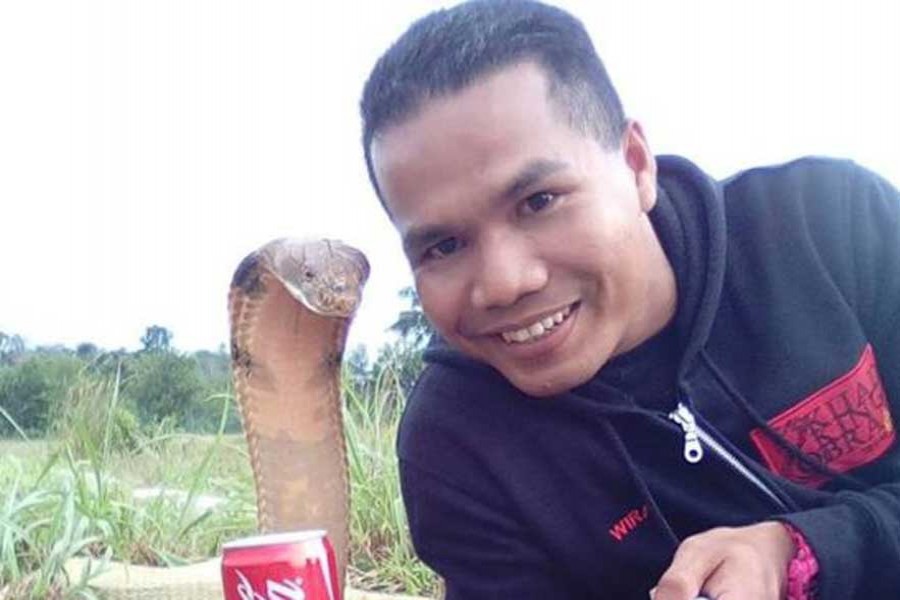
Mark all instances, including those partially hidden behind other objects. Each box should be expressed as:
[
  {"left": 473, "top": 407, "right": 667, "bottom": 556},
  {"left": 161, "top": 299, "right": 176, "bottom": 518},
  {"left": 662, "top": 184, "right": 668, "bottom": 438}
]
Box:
[{"left": 304, "top": 270, "right": 315, "bottom": 280}]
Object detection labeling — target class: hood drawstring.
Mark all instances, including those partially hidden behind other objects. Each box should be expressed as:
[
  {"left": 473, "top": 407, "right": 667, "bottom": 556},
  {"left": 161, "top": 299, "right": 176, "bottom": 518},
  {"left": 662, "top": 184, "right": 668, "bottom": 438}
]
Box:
[{"left": 600, "top": 418, "right": 681, "bottom": 546}]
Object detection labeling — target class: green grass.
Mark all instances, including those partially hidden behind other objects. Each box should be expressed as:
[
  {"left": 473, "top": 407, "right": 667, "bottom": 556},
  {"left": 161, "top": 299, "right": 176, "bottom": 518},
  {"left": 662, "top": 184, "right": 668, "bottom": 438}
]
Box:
[
  {"left": 0, "top": 367, "right": 439, "bottom": 599},
  {"left": 345, "top": 370, "right": 437, "bottom": 595}
]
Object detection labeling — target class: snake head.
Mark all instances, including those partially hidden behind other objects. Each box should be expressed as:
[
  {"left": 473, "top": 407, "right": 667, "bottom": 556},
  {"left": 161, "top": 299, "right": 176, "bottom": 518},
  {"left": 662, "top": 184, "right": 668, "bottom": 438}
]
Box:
[{"left": 257, "top": 238, "right": 370, "bottom": 317}]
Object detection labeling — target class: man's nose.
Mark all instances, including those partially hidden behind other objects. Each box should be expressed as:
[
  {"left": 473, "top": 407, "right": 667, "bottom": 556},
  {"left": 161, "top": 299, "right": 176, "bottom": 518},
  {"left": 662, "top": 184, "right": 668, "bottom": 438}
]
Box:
[{"left": 469, "top": 233, "right": 548, "bottom": 310}]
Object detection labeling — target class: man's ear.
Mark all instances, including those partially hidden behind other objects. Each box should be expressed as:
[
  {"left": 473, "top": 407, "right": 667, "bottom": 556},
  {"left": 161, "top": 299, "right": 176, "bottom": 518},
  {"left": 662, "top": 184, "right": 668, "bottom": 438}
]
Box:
[{"left": 622, "top": 120, "right": 657, "bottom": 213}]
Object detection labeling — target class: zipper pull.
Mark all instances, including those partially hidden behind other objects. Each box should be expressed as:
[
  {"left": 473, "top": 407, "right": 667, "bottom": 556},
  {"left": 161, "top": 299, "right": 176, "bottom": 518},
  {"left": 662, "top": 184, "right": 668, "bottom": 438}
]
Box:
[{"left": 669, "top": 402, "right": 704, "bottom": 464}]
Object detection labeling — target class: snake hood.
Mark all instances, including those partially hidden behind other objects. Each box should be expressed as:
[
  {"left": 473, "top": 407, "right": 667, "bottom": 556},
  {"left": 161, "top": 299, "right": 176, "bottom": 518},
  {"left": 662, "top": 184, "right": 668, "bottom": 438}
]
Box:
[{"left": 232, "top": 238, "right": 370, "bottom": 317}]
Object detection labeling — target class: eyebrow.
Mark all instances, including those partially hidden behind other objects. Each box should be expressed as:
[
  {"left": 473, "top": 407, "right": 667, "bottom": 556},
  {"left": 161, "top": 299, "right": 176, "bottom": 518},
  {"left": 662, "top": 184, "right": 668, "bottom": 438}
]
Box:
[
  {"left": 403, "top": 223, "right": 454, "bottom": 258},
  {"left": 401, "top": 158, "right": 569, "bottom": 257},
  {"left": 501, "top": 158, "right": 569, "bottom": 201}
]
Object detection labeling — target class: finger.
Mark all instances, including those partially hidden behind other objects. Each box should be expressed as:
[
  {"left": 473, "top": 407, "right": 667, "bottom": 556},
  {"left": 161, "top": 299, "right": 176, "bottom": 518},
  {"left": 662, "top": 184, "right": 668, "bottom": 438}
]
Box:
[
  {"left": 649, "top": 589, "right": 715, "bottom": 600},
  {"left": 698, "top": 560, "right": 740, "bottom": 600},
  {"left": 649, "top": 591, "right": 714, "bottom": 600},
  {"left": 697, "top": 548, "right": 778, "bottom": 600},
  {"left": 653, "top": 536, "right": 725, "bottom": 600}
]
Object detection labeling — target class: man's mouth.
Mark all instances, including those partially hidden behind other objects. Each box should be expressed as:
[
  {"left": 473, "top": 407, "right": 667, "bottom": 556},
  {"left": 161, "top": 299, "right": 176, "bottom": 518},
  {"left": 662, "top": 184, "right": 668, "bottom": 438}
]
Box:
[{"left": 499, "top": 304, "right": 574, "bottom": 344}]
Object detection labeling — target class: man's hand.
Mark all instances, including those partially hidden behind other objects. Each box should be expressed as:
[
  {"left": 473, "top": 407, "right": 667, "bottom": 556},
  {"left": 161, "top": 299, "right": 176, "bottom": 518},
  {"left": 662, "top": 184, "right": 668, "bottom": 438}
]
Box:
[{"left": 651, "top": 521, "right": 795, "bottom": 600}]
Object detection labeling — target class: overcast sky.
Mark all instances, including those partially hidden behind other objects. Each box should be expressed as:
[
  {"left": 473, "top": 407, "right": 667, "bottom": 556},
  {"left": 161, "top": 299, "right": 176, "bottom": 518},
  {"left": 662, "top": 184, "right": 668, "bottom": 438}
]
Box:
[{"left": 1, "top": 1, "right": 897, "bottom": 354}]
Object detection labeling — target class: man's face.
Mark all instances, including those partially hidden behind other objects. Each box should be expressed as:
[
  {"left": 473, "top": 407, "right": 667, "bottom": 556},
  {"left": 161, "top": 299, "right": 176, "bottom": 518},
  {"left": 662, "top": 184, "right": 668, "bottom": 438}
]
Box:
[{"left": 371, "top": 62, "right": 675, "bottom": 397}]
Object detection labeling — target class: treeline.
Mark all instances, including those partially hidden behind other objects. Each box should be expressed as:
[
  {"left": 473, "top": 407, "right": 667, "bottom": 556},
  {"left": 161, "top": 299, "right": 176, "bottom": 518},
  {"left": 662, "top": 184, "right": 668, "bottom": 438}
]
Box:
[
  {"left": 343, "top": 287, "right": 431, "bottom": 408},
  {"left": 0, "top": 287, "right": 433, "bottom": 441},
  {"left": 0, "top": 326, "right": 236, "bottom": 439}
]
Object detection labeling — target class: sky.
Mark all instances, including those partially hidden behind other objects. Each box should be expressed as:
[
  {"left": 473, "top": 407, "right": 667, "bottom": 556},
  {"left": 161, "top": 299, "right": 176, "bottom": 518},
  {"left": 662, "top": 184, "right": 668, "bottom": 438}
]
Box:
[{"left": 1, "top": 1, "right": 898, "bottom": 355}]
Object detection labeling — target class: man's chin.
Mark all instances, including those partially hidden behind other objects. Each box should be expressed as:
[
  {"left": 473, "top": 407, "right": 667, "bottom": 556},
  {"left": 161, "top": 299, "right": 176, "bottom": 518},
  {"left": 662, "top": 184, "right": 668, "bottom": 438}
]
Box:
[
  {"left": 500, "top": 365, "right": 588, "bottom": 399},
  {"left": 450, "top": 336, "right": 594, "bottom": 397}
]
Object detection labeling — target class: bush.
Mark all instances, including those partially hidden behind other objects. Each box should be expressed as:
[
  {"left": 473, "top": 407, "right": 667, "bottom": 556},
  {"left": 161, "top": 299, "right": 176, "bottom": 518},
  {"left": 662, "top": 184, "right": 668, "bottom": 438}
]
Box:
[
  {"left": 124, "top": 352, "right": 204, "bottom": 427},
  {"left": 51, "top": 372, "right": 142, "bottom": 458},
  {"left": 0, "top": 355, "right": 82, "bottom": 437},
  {"left": 182, "top": 391, "right": 242, "bottom": 434},
  {"left": 190, "top": 359, "right": 241, "bottom": 434}
]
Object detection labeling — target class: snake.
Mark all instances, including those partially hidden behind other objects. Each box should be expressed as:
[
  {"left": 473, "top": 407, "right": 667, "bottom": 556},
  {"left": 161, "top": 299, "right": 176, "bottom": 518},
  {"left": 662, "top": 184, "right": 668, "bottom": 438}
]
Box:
[
  {"left": 53, "top": 237, "right": 382, "bottom": 600},
  {"left": 227, "top": 237, "right": 370, "bottom": 595}
]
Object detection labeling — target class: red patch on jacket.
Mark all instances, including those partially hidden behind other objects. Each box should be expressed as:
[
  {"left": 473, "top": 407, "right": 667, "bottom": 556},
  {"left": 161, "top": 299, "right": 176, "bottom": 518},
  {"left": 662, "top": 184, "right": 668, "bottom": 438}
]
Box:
[{"left": 750, "top": 345, "right": 894, "bottom": 488}]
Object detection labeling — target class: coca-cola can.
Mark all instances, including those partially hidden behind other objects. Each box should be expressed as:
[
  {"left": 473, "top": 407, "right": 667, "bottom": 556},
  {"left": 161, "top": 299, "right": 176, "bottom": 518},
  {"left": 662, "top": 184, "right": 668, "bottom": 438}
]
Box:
[{"left": 221, "top": 529, "right": 342, "bottom": 600}]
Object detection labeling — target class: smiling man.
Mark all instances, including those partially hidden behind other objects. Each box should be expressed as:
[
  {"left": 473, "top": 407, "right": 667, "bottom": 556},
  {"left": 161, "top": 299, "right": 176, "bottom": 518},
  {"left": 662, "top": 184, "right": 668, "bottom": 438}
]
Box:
[
  {"left": 372, "top": 62, "right": 675, "bottom": 399},
  {"left": 360, "top": 2, "right": 900, "bottom": 599}
]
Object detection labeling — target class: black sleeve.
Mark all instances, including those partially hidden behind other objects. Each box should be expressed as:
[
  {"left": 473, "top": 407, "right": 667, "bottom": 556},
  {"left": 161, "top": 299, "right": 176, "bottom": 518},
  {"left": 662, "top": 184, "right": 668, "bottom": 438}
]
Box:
[
  {"left": 778, "top": 164, "right": 900, "bottom": 599},
  {"left": 847, "top": 166, "right": 900, "bottom": 408},
  {"left": 399, "top": 459, "right": 581, "bottom": 600}
]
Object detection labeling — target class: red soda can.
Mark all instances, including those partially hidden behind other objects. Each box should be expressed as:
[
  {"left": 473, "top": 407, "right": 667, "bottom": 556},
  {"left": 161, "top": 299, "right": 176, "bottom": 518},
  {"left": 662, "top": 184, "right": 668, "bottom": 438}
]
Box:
[{"left": 221, "top": 529, "right": 342, "bottom": 600}]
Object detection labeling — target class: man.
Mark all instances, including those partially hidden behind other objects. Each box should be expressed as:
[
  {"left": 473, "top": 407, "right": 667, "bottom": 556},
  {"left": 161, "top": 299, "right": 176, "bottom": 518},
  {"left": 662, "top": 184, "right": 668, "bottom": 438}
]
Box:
[{"left": 359, "top": 1, "right": 900, "bottom": 599}]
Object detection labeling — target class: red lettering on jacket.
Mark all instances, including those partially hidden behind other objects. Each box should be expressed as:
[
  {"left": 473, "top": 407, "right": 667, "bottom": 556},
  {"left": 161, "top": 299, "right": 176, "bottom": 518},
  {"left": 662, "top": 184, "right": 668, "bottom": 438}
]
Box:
[
  {"left": 750, "top": 345, "right": 895, "bottom": 488},
  {"left": 608, "top": 504, "right": 650, "bottom": 542}
]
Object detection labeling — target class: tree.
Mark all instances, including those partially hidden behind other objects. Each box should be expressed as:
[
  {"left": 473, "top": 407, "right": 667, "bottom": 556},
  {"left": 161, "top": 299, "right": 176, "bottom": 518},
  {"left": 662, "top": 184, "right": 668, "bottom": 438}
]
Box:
[
  {"left": 140, "top": 325, "right": 173, "bottom": 353},
  {"left": 192, "top": 349, "right": 231, "bottom": 381},
  {"left": 125, "top": 352, "right": 203, "bottom": 425},
  {"left": 388, "top": 287, "right": 433, "bottom": 347},
  {"left": 344, "top": 343, "right": 371, "bottom": 396},
  {"left": 0, "top": 354, "right": 81, "bottom": 436},
  {"left": 0, "top": 332, "right": 26, "bottom": 366},
  {"left": 76, "top": 342, "right": 99, "bottom": 361},
  {"left": 34, "top": 344, "right": 70, "bottom": 356},
  {"left": 373, "top": 287, "right": 434, "bottom": 401},
  {"left": 90, "top": 348, "right": 130, "bottom": 380}
]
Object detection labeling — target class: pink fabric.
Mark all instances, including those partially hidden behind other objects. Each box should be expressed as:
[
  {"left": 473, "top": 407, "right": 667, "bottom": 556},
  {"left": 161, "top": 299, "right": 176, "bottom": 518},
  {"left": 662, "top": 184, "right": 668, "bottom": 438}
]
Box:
[{"left": 783, "top": 523, "right": 820, "bottom": 600}]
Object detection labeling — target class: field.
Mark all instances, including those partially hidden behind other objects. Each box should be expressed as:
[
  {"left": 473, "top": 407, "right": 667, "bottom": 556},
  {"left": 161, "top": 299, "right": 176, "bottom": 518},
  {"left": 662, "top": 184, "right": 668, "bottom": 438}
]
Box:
[{"left": 0, "top": 376, "right": 439, "bottom": 599}]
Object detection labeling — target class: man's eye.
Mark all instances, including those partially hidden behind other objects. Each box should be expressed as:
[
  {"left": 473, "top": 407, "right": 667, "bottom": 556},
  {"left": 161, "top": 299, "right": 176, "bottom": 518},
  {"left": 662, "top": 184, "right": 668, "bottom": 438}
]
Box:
[
  {"left": 522, "top": 192, "right": 556, "bottom": 214},
  {"left": 425, "top": 237, "right": 460, "bottom": 260}
]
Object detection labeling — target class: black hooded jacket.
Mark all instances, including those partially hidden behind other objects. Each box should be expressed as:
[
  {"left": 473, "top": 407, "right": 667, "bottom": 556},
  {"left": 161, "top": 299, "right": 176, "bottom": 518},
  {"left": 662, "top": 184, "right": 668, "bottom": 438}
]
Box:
[{"left": 397, "top": 156, "right": 900, "bottom": 599}]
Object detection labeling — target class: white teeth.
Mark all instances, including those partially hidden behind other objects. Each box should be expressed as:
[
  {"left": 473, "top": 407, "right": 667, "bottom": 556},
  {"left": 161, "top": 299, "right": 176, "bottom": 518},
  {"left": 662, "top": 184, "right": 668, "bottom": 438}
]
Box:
[{"left": 500, "top": 306, "right": 573, "bottom": 344}]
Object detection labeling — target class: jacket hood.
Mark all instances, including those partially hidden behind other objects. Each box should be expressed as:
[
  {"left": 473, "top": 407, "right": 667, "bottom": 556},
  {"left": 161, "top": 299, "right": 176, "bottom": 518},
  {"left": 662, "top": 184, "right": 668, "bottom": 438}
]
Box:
[{"left": 652, "top": 155, "right": 727, "bottom": 380}]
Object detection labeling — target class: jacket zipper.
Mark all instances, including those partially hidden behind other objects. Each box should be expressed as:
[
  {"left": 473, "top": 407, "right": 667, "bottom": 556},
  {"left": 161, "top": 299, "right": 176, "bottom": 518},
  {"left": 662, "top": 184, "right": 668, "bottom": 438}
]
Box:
[{"left": 668, "top": 402, "right": 789, "bottom": 511}]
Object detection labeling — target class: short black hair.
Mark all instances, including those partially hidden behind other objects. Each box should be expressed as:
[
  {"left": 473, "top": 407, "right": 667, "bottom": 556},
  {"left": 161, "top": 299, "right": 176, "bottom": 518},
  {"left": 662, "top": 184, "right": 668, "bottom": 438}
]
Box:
[{"left": 360, "top": 0, "right": 627, "bottom": 202}]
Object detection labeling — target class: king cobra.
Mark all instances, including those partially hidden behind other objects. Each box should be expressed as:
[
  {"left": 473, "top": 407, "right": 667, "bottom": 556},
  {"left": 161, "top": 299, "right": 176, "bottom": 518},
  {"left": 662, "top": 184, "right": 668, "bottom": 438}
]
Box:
[
  {"left": 58, "top": 238, "right": 435, "bottom": 599},
  {"left": 228, "top": 237, "right": 370, "bottom": 594}
]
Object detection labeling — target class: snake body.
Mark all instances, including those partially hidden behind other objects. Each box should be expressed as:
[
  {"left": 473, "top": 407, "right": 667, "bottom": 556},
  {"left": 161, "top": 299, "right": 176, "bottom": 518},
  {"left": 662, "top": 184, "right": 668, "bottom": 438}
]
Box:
[{"left": 228, "top": 238, "right": 370, "bottom": 594}]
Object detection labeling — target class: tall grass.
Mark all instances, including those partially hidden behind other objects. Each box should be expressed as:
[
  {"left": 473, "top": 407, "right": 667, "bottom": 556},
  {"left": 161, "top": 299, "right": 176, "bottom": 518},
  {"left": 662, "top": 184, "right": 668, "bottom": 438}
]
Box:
[
  {"left": 0, "top": 455, "right": 108, "bottom": 599},
  {"left": 344, "top": 365, "right": 437, "bottom": 596},
  {"left": 0, "top": 365, "right": 256, "bottom": 598},
  {"left": 0, "top": 362, "right": 439, "bottom": 598}
]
